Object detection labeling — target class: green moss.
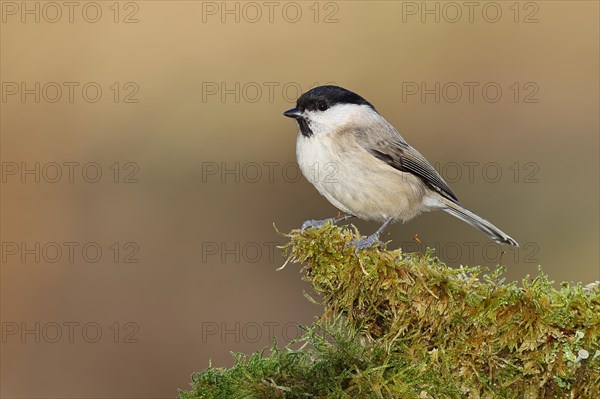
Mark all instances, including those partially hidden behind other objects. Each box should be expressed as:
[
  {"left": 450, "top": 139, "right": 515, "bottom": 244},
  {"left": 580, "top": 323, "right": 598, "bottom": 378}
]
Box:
[{"left": 180, "top": 223, "right": 600, "bottom": 399}]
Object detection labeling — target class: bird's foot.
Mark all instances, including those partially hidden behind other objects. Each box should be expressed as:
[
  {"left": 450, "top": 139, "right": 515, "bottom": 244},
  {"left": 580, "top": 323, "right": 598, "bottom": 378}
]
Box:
[
  {"left": 346, "top": 232, "right": 381, "bottom": 255},
  {"left": 300, "top": 214, "right": 353, "bottom": 233},
  {"left": 301, "top": 218, "right": 330, "bottom": 233}
]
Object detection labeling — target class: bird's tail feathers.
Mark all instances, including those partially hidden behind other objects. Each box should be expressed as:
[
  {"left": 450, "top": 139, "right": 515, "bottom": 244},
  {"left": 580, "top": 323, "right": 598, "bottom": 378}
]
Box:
[{"left": 441, "top": 199, "right": 519, "bottom": 247}]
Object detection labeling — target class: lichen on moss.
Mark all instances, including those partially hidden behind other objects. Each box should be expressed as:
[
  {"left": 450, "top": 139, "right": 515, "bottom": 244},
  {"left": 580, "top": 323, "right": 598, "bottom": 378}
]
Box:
[{"left": 179, "top": 222, "right": 600, "bottom": 399}]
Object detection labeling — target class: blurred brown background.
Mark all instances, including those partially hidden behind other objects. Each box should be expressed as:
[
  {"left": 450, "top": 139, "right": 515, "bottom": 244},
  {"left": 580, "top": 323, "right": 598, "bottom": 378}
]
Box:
[{"left": 1, "top": 1, "right": 598, "bottom": 397}]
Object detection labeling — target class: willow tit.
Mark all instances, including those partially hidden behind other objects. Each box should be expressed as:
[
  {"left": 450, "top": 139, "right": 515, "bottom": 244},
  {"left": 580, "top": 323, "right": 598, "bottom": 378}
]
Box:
[{"left": 283, "top": 85, "right": 518, "bottom": 252}]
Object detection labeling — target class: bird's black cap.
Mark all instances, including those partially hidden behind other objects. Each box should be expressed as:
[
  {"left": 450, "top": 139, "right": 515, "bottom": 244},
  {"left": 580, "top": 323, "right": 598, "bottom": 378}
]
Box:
[{"left": 295, "top": 85, "right": 375, "bottom": 112}]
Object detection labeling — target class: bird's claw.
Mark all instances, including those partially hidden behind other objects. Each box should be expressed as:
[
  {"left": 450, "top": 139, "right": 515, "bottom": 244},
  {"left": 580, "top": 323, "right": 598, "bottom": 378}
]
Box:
[
  {"left": 301, "top": 219, "right": 329, "bottom": 233},
  {"left": 346, "top": 233, "right": 381, "bottom": 255}
]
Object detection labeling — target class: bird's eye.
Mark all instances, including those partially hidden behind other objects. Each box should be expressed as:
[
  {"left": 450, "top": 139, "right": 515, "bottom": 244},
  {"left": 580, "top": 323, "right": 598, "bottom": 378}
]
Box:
[{"left": 317, "top": 101, "right": 328, "bottom": 111}]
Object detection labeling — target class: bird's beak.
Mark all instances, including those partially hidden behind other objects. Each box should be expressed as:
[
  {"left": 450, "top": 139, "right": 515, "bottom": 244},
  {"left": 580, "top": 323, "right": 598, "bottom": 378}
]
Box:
[{"left": 283, "top": 108, "right": 303, "bottom": 119}]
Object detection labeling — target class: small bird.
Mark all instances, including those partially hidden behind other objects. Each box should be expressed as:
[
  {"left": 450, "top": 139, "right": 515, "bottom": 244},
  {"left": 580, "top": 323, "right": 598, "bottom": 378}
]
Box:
[{"left": 283, "top": 85, "right": 518, "bottom": 252}]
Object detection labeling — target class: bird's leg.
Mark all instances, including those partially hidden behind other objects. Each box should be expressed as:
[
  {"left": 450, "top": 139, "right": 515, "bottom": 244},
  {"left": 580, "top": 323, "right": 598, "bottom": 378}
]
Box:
[
  {"left": 347, "top": 217, "right": 394, "bottom": 254},
  {"left": 301, "top": 213, "right": 354, "bottom": 233}
]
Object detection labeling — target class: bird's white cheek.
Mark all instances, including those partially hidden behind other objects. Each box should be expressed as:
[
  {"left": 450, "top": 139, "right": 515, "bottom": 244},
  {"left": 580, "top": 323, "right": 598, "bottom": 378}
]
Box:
[
  {"left": 306, "top": 105, "right": 369, "bottom": 136},
  {"left": 305, "top": 114, "right": 331, "bottom": 136}
]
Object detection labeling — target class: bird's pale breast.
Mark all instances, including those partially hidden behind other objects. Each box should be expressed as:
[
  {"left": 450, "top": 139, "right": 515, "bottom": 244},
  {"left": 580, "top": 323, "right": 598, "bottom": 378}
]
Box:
[{"left": 296, "top": 132, "right": 428, "bottom": 222}]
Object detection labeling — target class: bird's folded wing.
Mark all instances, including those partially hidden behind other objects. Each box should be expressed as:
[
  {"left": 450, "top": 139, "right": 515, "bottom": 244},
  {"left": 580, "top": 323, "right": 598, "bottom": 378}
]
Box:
[{"left": 353, "top": 128, "right": 459, "bottom": 203}]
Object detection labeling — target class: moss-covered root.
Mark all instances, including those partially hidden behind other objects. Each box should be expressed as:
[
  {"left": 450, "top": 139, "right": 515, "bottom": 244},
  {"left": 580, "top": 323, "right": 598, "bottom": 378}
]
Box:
[{"left": 180, "top": 223, "right": 600, "bottom": 399}]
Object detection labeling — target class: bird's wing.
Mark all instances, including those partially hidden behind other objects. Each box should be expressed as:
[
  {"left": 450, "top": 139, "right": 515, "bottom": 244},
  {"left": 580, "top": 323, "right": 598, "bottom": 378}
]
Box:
[{"left": 351, "top": 125, "right": 459, "bottom": 203}]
